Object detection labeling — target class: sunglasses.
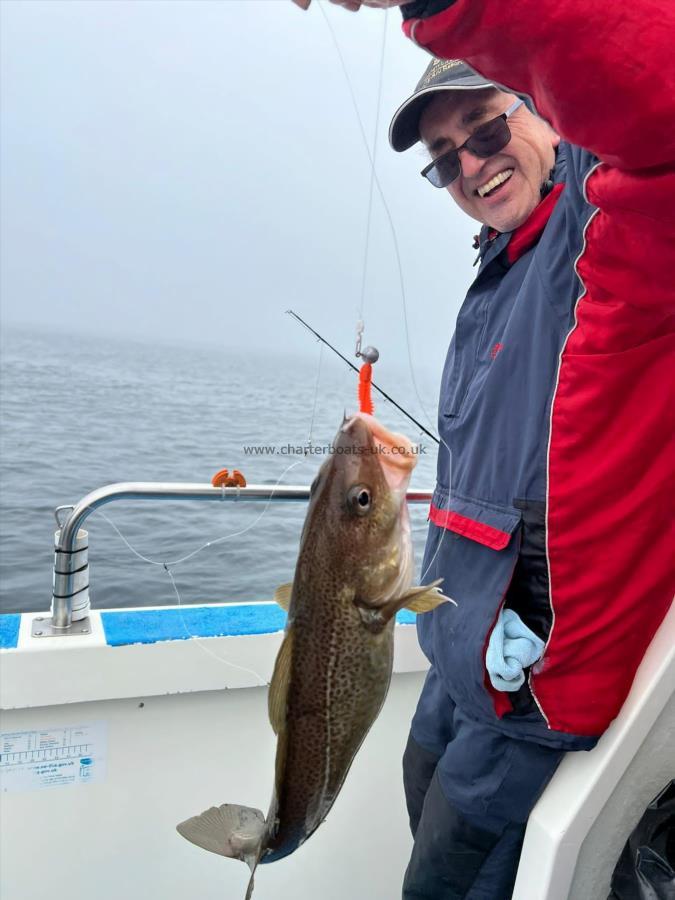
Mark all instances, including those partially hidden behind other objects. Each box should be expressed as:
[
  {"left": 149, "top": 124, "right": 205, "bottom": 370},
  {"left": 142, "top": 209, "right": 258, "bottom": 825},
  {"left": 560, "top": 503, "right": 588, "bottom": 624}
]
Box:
[{"left": 420, "top": 98, "right": 524, "bottom": 188}]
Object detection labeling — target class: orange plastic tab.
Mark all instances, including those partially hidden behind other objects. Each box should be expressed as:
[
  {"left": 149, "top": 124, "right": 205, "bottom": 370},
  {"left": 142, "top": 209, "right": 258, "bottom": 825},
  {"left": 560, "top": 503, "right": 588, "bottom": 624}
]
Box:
[
  {"left": 230, "top": 469, "right": 246, "bottom": 487},
  {"left": 211, "top": 468, "right": 247, "bottom": 488}
]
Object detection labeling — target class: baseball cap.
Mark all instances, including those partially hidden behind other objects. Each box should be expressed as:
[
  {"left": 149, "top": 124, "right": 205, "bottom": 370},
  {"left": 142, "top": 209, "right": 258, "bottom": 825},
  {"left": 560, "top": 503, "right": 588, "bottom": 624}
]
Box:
[{"left": 389, "top": 58, "right": 494, "bottom": 152}]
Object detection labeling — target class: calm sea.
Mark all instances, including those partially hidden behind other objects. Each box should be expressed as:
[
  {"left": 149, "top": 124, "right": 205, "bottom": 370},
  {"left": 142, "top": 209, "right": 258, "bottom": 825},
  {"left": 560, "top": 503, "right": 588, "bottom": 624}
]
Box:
[{"left": 0, "top": 325, "right": 440, "bottom": 615}]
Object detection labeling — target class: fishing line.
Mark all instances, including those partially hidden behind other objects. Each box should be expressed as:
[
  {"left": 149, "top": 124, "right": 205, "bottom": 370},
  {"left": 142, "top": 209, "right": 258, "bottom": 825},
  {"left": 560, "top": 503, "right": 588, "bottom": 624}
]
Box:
[
  {"left": 316, "top": 1, "right": 455, "bottom": 588},
  {"left": 96, "top": 457, "right": 302, "bottom": 569},
  {"left": 286, "top": 309, "right": 450, "bottom": 588},
  {"left": 306, "top": 340, "right": 324, "bottom": 451},
  {"left": 93, "top": 456, "right": 310, "bottom": 678},
  {"left": 91, "top": 7, "right": 456, "bottom": 655},
  {"left": 163, "top": 564, "right": 269, "bottom": 685},
  {"left": 357, "top": 9, "right": 387, "bottom": 325},
  {"left": 317, "top": 1, "right": 437, "bottom": 434},
  {"left": 287, "top": 310, "right": 437, "bottom": 443}
]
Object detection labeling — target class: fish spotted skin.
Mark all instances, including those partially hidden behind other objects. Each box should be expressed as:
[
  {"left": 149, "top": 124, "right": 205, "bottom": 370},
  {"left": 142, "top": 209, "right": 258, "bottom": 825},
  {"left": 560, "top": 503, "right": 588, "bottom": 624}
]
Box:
[
  {"left": 176, "top": 414, "right": 450, "bottom": 895},
  {"left": 262, "top": 414, "right": 416, "bottom": 862}
]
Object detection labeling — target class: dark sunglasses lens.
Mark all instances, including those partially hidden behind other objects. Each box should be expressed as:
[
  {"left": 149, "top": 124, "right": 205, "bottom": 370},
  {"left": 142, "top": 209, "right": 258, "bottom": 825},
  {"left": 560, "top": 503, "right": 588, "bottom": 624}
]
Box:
[
  {"left": 466, "top": 116, "right": 511, "bottom": 158},
  {"left": 422, "top": 114, "right": 512, "bottom": 188},
  {"left": 425, "top": 150, "right": 460, "bottom": 188}
]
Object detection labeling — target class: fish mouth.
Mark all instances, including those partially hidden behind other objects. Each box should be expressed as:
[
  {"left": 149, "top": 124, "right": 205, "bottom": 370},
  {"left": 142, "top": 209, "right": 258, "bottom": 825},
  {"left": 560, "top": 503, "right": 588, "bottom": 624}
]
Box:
[{"left": 342, "top": 413, "right": 417, "bottom": 491}]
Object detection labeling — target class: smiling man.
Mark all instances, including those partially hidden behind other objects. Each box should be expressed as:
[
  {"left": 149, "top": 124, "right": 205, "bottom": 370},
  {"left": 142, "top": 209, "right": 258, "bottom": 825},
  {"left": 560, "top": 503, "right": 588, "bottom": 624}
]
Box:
[
  {"left": 385, "top": 44, "right": 674, "bottom": 897},
  {"left": 386, "top": 18, "right": 674, "bottom": 900},
  {"left": 391, "top": 59, "right": 561, "bottom": 233},
  {"left": 387, "top": 59, "right": 582, "bottom": 900},
  {"left": 424, "top": 100, "right": 556, "bottom": 231},
  {"left": 294, "top": 0, "right": 674, "bottom": 896}
]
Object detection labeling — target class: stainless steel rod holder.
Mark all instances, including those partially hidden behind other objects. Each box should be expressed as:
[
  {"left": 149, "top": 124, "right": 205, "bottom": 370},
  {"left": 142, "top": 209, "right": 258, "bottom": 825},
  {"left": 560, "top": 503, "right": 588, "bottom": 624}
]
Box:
[{"left": 47, "top": 482, "right": 433, "bottom": 633}]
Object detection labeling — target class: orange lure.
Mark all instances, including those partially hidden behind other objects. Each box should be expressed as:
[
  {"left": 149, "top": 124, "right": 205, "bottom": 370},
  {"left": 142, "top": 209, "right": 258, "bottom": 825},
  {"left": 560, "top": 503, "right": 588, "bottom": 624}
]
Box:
[{"left": 358, "top": 363, "right": 374, "bottom": 416}]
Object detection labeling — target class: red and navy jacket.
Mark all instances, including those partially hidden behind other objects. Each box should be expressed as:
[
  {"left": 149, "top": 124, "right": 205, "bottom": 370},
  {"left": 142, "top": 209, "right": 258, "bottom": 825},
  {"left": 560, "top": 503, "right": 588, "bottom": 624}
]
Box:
[{"left": 402, "top": 0, "right": 675, "bottom": 749}]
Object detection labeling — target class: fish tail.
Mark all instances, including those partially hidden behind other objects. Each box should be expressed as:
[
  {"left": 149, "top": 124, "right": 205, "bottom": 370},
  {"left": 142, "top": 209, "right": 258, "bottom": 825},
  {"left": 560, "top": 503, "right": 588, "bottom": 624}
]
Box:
[
  {"left": 176, "top": 803, "right": 265, "bottom": 885},
  {"left": 244, "top": 864, "right": 258, "bottom": 900}
]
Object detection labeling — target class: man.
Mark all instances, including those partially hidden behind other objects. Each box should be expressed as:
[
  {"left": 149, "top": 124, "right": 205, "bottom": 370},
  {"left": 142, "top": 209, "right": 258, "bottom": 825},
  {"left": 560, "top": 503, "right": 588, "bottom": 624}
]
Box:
[
  {"left": 388, "top": 59, "right": 591, "bottom": 900},
  {"left": 295, "top": 0, "right": 675, "bottom": 896}
]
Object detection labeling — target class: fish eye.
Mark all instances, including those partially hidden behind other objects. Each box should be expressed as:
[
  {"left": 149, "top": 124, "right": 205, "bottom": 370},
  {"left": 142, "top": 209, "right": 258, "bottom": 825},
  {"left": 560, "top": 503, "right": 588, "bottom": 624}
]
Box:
[{"left": 347, "top": 484, "right": 372, "bottom": 516}]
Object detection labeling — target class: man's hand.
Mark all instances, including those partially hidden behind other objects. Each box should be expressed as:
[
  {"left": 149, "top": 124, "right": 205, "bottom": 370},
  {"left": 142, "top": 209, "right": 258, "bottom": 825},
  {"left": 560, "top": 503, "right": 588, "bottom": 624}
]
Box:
[{"left": 291, "top": 0, "right": 413, "bottom": 12}]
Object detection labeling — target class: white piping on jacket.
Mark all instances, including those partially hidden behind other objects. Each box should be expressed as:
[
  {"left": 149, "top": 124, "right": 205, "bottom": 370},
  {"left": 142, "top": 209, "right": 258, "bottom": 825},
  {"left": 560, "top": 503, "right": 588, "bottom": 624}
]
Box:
[{"left": 531, "top": 159, "right": 603, "bottom": 728}]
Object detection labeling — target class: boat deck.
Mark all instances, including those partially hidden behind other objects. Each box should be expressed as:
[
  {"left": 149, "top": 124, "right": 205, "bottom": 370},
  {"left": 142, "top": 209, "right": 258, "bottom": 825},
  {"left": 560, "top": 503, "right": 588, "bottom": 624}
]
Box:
[{"left": 1, "top": 601, "right": 673, "bottom": 899}]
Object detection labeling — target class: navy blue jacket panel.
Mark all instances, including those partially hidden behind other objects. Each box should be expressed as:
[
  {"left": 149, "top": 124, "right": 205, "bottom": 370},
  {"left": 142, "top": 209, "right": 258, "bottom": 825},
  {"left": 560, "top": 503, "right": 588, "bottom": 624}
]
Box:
[{"left": 417, "top": 142, "right": 600, "bottom": 751}]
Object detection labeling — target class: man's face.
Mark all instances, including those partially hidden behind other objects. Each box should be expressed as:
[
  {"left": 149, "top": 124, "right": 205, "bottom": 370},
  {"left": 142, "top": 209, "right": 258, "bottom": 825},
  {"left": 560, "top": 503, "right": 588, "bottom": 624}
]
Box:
[{"left": 418, "top": 88, "right": 559, "bottom": 232}]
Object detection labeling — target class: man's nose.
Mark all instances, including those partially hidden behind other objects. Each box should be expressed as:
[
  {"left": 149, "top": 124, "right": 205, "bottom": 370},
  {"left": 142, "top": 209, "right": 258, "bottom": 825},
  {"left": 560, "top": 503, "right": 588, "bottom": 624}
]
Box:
[{"left": 458, "top": 148, "right": 485, "bottom": 179}]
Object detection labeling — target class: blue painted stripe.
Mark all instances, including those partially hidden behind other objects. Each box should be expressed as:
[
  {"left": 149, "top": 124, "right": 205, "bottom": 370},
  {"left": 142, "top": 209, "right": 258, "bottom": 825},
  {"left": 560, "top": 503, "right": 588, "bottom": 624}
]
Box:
[
  {"left": 101, "top": 605, "right": 417, "bottom": 647},
  {"left": 0, "top": 615, "right": 21, "bottom": 649}
]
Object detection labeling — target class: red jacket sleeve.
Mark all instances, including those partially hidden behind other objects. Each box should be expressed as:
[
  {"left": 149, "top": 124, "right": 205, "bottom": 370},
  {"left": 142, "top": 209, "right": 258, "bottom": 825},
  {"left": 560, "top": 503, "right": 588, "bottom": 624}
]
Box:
[{"left": 403, "top": 0, "right": 675, "bottom": 172}]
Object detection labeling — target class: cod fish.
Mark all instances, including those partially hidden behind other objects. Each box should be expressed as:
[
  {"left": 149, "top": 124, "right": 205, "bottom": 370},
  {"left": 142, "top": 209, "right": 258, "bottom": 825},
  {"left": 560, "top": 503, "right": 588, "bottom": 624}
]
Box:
[{"left": 177, "top": 413, "right": 451, "bottom": 898}]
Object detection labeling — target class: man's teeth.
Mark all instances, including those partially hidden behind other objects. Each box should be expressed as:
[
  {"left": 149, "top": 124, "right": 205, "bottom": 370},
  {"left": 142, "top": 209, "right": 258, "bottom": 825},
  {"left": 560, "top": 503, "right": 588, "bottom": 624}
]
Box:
[{"left": 477, "top": 169, "right": 514, "bottom": 198}]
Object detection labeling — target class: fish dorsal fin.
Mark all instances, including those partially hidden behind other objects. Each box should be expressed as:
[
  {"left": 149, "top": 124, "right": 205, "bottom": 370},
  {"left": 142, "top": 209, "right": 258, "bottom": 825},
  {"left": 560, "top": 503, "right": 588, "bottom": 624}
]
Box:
[
  {"left": 268, "top": 628, "right": 294, "bottom": 735},
  {"left": 355, "top": 579, "right": 454, "bottom": 633},
  {"left": 273, "top": 582, "right": 293, "bottom": 611},
  {"left": 176, "top": 803, "right": 264, "bottom": 862}
]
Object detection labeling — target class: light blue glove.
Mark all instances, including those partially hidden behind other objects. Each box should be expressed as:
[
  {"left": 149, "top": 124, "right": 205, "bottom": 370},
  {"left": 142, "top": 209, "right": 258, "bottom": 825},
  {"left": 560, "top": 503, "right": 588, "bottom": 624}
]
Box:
[{"left": 486, "top": 608, "right": 545, "bottom": 692}]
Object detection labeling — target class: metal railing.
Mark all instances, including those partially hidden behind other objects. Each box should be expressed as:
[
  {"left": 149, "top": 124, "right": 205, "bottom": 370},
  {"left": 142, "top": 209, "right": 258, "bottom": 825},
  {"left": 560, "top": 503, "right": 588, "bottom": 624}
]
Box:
[{"left": 45, "top": 482, "right": 433, "bottom": 635}]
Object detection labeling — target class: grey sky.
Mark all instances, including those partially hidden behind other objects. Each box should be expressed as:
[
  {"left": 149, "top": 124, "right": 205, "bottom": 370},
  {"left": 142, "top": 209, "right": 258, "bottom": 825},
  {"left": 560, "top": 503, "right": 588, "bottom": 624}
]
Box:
[{"left": 1, "top": 0, "right": 477, "bottom": 379}]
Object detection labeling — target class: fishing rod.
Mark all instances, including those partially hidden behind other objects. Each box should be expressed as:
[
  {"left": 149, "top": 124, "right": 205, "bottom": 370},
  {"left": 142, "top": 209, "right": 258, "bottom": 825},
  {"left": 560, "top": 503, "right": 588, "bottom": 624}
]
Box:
[{"left": 286, "top": 309, "right": 440, "bottom": 445}]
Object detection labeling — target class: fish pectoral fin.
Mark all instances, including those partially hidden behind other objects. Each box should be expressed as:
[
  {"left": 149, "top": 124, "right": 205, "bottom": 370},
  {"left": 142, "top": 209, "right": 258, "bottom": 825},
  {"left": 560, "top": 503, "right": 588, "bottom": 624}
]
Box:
[
  {"left": 355, "top": 594, "right": 412, "bottom": 632},
  {"left": 355, "top": 580, "right": 455, "bottom": 632},
  {"left": 354, "top": 601, "right": 389, "bottom": 633},
  {"left": 176, "top": 803, "right": 265, "bottom": 865},
  {"left": 273, "top": 582, "right": 293, "bottom": 611},
  {"left": 268, "top": 627, "right": 294, "bottom": 735},
  {"left": 400, "top": 579, "right": 456, "bottom": 613}
]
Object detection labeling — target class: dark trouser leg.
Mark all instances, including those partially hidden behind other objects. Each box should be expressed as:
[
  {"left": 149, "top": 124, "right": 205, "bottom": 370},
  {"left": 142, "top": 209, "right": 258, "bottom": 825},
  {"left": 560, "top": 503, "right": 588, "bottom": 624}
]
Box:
[
  {"left": 402, "top": 769, "right": 506, "bottom": 900},
  {"left": 402, "top": 707, "right": 565, "bottom": 900},
  {"left": 403, "top": 667, "right": 457, "bottom": 837},
  {"left": 464, "top": 823, "right": 526, "bottom": 900},
  {"left": 402, "top": 732, "right": 441, "bottom": 837}
]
